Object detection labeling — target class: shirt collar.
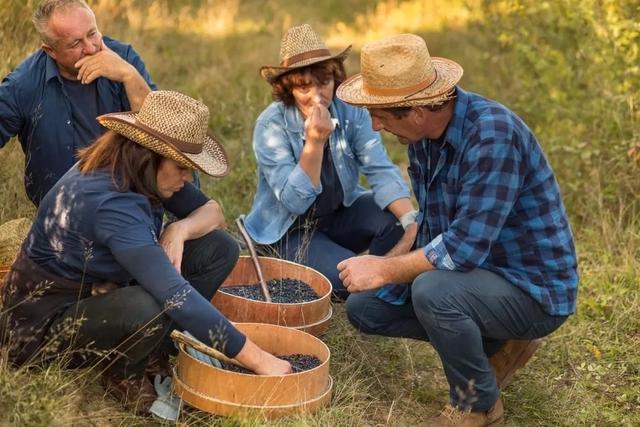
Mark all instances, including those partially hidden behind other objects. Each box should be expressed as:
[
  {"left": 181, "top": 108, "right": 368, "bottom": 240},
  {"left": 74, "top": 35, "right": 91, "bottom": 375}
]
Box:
[
  {"left": 44, "top": 51, "right": 63, "bottom": 83},
  {"left": 441, "top": 86, "right": 470, "bottom": 150}
]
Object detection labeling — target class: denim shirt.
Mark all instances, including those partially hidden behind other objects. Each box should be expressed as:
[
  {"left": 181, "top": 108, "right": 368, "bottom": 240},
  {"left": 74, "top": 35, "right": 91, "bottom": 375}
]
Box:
[
  {"left": 0, "top": 36, "right": 157, "bottom": 206},
  {"left": 244, "top": 97, "right": 410, "bottom": 244}
]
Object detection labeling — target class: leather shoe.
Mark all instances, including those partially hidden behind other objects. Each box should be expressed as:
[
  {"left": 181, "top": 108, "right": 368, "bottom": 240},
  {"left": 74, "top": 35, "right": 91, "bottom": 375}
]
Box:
[
  {"left": 418, "top": 398, "right": 504, "bottom": 426},
  {"left": 489, "top": 339, "right": 542, "bottom": 389}
]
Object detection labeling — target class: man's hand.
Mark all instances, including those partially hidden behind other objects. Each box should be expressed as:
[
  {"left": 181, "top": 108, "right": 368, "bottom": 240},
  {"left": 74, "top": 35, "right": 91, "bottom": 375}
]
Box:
[
  {"left": 75, "top": 39, "right": 136, "bottom": 85},
  {"left": 159, "top": 222, "right": 188, "bottom": 273},
  {"left": 337, "top": 255, "right": 390, "bottom": 293},
  {"left": 304, "top": 104, "right": 333, "bottom": 146}
]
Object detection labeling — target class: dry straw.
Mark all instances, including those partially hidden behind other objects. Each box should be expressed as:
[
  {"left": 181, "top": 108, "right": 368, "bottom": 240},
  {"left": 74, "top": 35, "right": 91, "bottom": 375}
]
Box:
[
  {"left": 260, "top": 24, "right": 351, "bottom": 83},
  {"left": 0, "top": 217, "right": 31, "bottom": 266},
  {"left": 98, "top": 91, "right": 229, "bottom": 177},
  {"left": 336, "top": 33, "right": 463, "bottom": 108}
]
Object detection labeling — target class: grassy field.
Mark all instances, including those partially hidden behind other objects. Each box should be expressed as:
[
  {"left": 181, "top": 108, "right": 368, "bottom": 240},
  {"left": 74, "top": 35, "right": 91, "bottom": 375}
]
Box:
[{"left": 1, "top": 0, "right": 639, "bottom": 425}]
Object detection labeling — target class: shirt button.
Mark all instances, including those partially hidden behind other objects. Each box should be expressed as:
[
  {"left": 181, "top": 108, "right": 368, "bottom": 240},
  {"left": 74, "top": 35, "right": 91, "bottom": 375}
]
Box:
[{"left": 66, "top": 120, "right": 71, "bottom": 125}]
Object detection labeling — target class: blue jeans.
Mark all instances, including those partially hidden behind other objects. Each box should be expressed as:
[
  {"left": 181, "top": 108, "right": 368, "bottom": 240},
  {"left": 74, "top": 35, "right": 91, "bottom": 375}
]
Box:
[
  {"left": 346, "top": 268, "right": 568, "bottom": 410},
  {"left": 270, "top": 193, "right": 403, "bottom": 300}
]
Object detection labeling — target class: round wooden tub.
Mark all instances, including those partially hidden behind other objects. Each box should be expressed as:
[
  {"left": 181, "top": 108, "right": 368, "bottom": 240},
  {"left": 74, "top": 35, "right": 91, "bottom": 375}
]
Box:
[
  {"left": 212, "top": 256, "right": 332, "bottom": 336},
  {"left": 173, "top": 322, "right": 332, "bottom": 420}
]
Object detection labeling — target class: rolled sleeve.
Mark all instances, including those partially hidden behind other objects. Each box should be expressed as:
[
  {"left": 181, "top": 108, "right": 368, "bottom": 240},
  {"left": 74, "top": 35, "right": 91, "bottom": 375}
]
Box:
[
  {"left": 0, "top": 74, "right": 23, "bottom": 147},
  {"left": 423, "top": 233, "right": 456, "bottom": 270},
  {"left": 281, "top": 163, "right": 322, "bottom": 213},
  {"left": 254, "top": 121, "right": 321, "bottom": 215},
  {"left": 372, "top": 180, "right": 412, "bottom": 210}
]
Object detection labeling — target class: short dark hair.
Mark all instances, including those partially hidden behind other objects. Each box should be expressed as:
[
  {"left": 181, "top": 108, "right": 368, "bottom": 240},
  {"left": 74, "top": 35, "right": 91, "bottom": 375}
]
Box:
[
  {"left": 382, "top": 88, "right": 457, "bottom": 118},
  {"left": 271, "top": 59, "right": 346, "bottom": 107},
  {"left": 384, "top": 99, "right": 454, "bottom": 119},
  {"left": 77, "top": 131, "right": 164, "bottom": 204}
]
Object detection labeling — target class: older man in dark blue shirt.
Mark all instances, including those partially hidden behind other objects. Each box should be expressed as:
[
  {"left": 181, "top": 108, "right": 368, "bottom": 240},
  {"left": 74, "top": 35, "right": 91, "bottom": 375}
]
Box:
[
  {"left": 0, "top": 0, "right": 156, "bottom": 206},
  {"left": 336, "top": 34, "right": 578, "bottom": 426}
]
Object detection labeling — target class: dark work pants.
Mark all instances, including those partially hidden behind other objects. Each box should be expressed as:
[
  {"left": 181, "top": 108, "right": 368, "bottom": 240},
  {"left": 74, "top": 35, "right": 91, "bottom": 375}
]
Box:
[
  {"left": 46, "top": 230, "right": 239, "bottom": 378},
  {"left": 272, "top": 193, "right": 404, "bottom": 300},
  {"left": 346, "top": 268, "right": 568, "bottom": 411}
]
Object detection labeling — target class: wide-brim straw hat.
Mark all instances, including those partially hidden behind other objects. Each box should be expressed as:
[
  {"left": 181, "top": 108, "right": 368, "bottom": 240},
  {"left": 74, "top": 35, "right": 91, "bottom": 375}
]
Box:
[
  {"left": 336, "top": 33, "right": 463, "bottom": 108},
  {"left": 97, "top": 90, "right": 229, "bottom": 177},
  {"left": 260, "top": 24, "right": 352, "bottom": 83}
]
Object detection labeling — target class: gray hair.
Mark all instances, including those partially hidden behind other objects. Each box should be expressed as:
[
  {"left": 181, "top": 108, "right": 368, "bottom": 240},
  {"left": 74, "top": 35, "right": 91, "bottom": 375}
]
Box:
[{"left": 32, "top": 0, "right": 91, "bottom": 45}]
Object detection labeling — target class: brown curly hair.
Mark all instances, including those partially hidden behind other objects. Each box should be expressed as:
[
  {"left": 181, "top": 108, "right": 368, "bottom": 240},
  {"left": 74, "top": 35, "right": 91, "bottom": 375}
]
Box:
[{"left": 271, "top": 59, "right": 346, "bottom": 107}]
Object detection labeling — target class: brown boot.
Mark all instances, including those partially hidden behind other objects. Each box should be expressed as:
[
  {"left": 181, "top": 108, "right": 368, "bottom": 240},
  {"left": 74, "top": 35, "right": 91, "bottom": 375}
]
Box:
[
  {"left": 489, "top": 339, "right": 542, "bottom": 389},
  {"left": 418, "top": 398, "right": 504, "bottom": 427},
  {"left": 102, "top": 370, "right": 157, "bottom": 415}
]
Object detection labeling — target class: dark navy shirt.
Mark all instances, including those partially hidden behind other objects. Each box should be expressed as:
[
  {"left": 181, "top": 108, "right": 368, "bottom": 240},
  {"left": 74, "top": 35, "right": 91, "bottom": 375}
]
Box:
[
  {"left": 378, "top": 88, "right": 578, "bottom": 316},
  {"left": 61, "top": 78, "right": 103, "bottom": 148},
  {"left": 291, "top": 143, "right": 344, "bottom": 231},
  {"left": 23, "top": 165, "right": 246, "bottom": 356},
  {"left": 0, "top": 36, "right": 157, "bottom": 206}
]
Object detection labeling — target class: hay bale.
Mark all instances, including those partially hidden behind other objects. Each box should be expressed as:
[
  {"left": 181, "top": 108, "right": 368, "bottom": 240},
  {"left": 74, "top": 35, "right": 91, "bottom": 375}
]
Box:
[{"left": 0, "top": 217, "right": 32, "bottom": 266}]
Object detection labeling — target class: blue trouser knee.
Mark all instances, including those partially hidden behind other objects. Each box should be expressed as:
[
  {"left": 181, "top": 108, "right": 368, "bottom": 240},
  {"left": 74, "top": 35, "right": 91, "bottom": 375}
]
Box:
[{"left": 347, "top": 268, "right": 568, "bottom": 410}]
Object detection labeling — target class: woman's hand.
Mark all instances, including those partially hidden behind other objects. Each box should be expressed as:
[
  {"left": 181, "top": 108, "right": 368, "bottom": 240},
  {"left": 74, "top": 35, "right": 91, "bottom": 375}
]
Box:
[
  {"left": 159, "top": 222, "right": 188, "bottom": 273},
  {"left": 304, "top": 104, "right": 333, "bottom": 146},
  {"left": 234, "top": 339, "right": 293, "bottom": 375}
]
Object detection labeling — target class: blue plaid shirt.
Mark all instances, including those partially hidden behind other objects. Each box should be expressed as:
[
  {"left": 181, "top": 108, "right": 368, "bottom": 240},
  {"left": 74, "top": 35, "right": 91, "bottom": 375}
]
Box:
[{"left": 377, "top": 88, "right": 578, "bottom": 316}]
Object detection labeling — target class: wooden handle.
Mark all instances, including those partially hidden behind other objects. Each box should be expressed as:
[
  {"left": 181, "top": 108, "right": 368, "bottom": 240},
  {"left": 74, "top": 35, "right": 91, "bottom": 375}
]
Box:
[
  {"left": 235, "top": 217, "right": 272, "bottom": 303},
  {"left": 169, "top": 330, "right": 249, "bottom": 370}
]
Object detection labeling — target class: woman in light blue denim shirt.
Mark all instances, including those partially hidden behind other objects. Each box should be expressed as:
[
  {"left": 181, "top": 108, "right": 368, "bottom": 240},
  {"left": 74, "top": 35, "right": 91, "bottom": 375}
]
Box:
[{"left": 244, "top": 25, "right": 417, "bottom": 299}]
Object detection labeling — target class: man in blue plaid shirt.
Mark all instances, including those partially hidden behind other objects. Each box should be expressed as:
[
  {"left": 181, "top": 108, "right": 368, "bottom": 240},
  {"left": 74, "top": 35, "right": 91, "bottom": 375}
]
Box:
[{"left": 336, "top": 34, "right": 578, "bottom": 426}]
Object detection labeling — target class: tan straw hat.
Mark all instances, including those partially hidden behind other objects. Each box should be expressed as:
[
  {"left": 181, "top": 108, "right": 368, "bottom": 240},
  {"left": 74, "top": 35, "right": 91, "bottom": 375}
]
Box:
[
  {"left": 336, "top": 33, "right": 463, "bottom": 108},
  {"left": 97, "top": 91, "right": 228, "bottom": 176},
  {"left": 260, "top": 24, "right": 352, "bottom": 83}
]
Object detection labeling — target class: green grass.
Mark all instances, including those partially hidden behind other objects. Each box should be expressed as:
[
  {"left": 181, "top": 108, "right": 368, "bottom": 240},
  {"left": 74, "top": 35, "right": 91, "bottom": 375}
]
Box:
[{"left": 1, "top": 0, "right": 639, "bottom": 425}]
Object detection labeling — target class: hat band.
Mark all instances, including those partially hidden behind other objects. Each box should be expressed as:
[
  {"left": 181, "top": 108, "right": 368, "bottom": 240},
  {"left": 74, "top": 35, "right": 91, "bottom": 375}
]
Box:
[
  {"left": 362, "top": 71, "right": 437, "bottom": 98},
  {"left": 280, "top": 48, "right": 331, "bottom": 67},
  {"left": 134, "top": 119, "right": 203, "bottom": 154}
]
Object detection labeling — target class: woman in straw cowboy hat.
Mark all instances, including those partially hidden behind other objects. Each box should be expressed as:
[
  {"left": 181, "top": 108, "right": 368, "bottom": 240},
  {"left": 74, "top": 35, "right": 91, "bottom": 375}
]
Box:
[
  {"left": 243, "top": 24, "right": 417, "bottom": 300},
  {"left": 0, "top": 90, "right": 291, "bottom": 415},
  {"left": 335, "top": 34, "right": 578, "bottom": 426}
]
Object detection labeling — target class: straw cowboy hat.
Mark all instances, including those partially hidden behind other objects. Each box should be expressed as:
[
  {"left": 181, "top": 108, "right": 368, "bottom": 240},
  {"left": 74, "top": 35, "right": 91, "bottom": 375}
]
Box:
[
  {"left": 97, "top": 90, "right": 229, "bottom": 176},
  {"left": 336, "top": 33, "right": 463, "bottom": 108},
  {"left": 260, "top": 24, "right": 351, "bottom": 83}
]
